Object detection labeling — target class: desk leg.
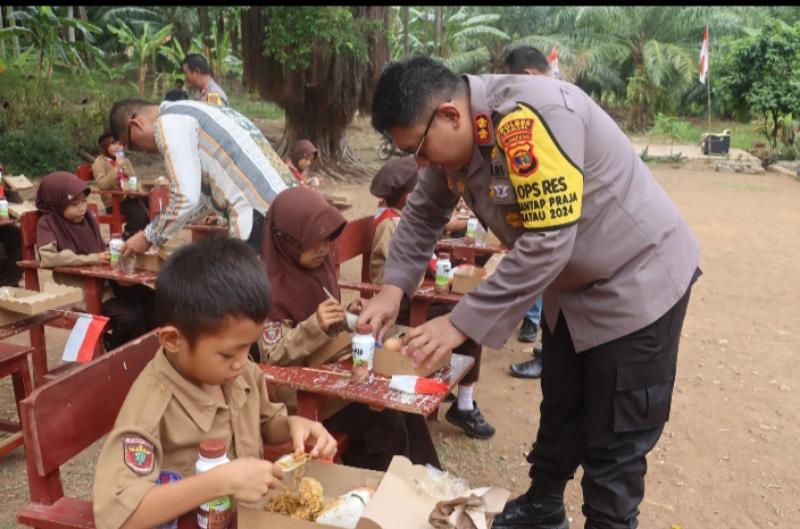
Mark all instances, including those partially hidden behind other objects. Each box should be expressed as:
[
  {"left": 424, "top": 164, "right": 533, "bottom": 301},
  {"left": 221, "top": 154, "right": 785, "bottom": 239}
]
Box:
[
  {"left": 410, "top": 299, "right": 432, "bottom": 327},
  {"left": 296, "top": 391, "right": 326, "bottom": 422},
  {"left": 112, "top": 195, "right": 123, "bottom": 235},
  {"left": 83, "top": 278, "right": 107, "bottom": 358},
  {"left": 29, "top": 325, "right": 47, "bottom": 387}
]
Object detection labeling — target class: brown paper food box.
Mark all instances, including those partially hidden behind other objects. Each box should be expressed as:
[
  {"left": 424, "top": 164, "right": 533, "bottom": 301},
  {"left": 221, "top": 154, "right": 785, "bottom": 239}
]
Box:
[
  {"left": 8, "top": 201, "right": 37, "bottom": 219},
  {"left": 238, "top": 455, "right": 508, "bottom": 529},
  {"left": 135, "top": 251, "right": 164, "bottom": 273},
  {"left": 450, "top": 265, "right": 488, "bottom": 295},
  {"left": 305, "top": 328, "right": 451, "bottom": 378},
  {"left": 2, "top": 174, "right": 34, "bottom": 191},
  {"left": 0, "top": 283, "right": 83, "bottom": 325}
]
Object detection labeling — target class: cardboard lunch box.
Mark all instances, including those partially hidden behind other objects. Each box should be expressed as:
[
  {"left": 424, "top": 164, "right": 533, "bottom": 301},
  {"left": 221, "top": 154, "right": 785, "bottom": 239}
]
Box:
[
  {"left": 0, "top": 282, "right": 83, "bottom": 325},
  {"left": 450, "top": 265, "right": 488, "bottom": 295},
  {"left": 238, "top": 455, "right": 507, "bottom": 529},
  {"left": 135, "top": 250, "right": 164, "bottom": 273},
  {"left": 305, "top": 328, "right": 451, "bottom": 378}
]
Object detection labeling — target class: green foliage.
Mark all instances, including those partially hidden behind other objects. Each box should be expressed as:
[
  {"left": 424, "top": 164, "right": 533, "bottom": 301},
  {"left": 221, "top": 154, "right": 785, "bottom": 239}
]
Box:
[
  {"left": 716, "top": 20, "right": 800, "bottom": 152},
  {"left": 651, "top": 113, "right": 691, "bottom": 155},
  {"left": 228, "top": 93, "right": 284, "bottom": 121},
  {"left": 261, "top": 7, "right": 371, "bottom": 72},
  {"left": 0, "top": 126, "right": 80, "bottom": 177}
]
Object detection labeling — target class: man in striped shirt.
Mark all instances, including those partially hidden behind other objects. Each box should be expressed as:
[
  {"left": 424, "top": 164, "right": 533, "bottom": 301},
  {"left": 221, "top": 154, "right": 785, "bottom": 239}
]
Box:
[{"left": 108, "top": 99, "right": 297, "bottom": 256}]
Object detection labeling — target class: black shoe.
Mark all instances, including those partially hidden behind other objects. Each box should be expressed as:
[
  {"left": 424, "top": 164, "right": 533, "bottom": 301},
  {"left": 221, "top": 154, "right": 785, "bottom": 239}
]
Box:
[
  {"left": 492, "top": 488, "right": 568, "bottom": 529},
  {"left": 445, "top": 401, "right": 495, "bottom": 439},
  {"left": 443, "top": 392, "right": 456, "bottom": 403},
  {"left": 533, "top": 343, "right": 543, "bottom": 357},
  {"left": 510, "top": 357, "right": 543, "bottom": 379},
  {"left": 518, "top": 319, "right": 538, "bottom": 343}
]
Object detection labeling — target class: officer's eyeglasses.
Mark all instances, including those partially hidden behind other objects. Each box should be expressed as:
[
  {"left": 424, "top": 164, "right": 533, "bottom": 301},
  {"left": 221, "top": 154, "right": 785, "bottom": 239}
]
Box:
[
  {"left": 400, "top": 99, "right": 451, "bottom": 157},
  {"left": 126, "top": 113, "right": 137, "bottom": 152}
]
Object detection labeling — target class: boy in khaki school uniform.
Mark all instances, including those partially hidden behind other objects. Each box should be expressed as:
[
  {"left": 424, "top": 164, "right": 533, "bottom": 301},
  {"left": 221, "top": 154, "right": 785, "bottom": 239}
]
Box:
[{"left": 92, "top": 237, "right": 337, "bottom": 529}]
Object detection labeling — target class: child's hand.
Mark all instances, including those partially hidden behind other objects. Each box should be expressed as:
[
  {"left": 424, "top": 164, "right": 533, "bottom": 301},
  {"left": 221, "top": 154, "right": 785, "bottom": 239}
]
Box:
[
  {"left": 316, "top": 298, "right": 345, "bottom": 332},
  {"left": 287, "top": 416, "right": 338, "bottom": 459},
  {"left": 347, "top": 298, "right": 366, "bottom": 315},
  {"left": 216, "top": 457, "right": 285, "bottom": 503},
  {"left": 97, "top": 251, "right": 111, "bottom": 264}
]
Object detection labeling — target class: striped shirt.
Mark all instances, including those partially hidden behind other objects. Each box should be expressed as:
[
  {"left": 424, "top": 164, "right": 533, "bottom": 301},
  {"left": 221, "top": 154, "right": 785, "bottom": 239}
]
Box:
[{"left": 144, "top": 101, "right": 297, "bottom": 246}]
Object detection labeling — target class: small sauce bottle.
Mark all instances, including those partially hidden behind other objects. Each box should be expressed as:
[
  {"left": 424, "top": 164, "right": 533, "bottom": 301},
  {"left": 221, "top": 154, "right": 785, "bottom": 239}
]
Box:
[
  {"left": 464, "top": 217, "right": 478, "bottom": 244},
  {"left": 434, "top": 252, "right": 451, "bottom": 294},
  {"left": 128, "top": 174, "right": 138, "bottom": 192},
  {"left": 352, "top": 323, "right": 376, "bottom": 385},
  {"left": 0, "top": 187, "right": 8, "bottom": 219},
  {"left": 196, "top": 439, "right": 233, "bottom": 529}
]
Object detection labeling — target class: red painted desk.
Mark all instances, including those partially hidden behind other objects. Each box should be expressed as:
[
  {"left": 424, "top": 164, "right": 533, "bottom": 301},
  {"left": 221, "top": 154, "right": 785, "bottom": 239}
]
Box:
[
  {"left": 436, "top": 236, "right": 508, "bottom": 265},
  {"left": 259, "top": 353, "right": 474, "bottom": 421},
  {"left": 93, "top": 189, "right": 150, "bottom": 234}
]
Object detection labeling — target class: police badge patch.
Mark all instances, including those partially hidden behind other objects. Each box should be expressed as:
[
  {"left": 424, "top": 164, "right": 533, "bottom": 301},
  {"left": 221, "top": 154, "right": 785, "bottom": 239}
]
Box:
[
  {"left": 489, "top": 178, "right": 516, "bottom": 205},
  {"left": 123, "top": 435, "right": 155, "bottom": 475},
  {"left": 263, "top": 321, "right": 282, "bottom": 345},
  {"left": 473, "top": 113, "right": 493, "bottom": 145}
]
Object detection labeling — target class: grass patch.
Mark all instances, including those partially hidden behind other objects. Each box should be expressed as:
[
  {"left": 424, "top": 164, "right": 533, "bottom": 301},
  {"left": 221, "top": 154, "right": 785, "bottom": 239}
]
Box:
[
  {"left": 639, "top": 117, "right": 766, "bottom": 151},
  {"left": 228, "top": 93, "right": 284, "bottom": 121}
]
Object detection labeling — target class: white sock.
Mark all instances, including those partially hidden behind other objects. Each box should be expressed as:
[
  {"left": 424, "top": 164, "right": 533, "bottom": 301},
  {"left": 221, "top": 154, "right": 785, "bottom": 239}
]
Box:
[{"left": 457, "top": 385, "right": 474, "bottom": 411}]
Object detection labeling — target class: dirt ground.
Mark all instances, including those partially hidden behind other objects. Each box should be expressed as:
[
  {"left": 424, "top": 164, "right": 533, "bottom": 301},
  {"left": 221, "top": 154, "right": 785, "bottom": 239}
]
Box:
[{"left": 1, "top": 116, "right": 799, "bottom": 528}]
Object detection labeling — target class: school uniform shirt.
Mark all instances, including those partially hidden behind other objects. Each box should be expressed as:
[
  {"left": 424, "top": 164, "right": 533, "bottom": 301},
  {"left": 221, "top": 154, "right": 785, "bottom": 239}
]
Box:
[
  {"left": 370, "top": 208, "right": 403, "bottom": 284},
  {"left": 382, "top": 74, "right": 701, "bottom": 352},
  {"left": 92, "top": 348, "right": 286, "bottom": 529},
  {"left": 258, "top": 317, "right": 348, "bottom": 419},
  {"left": 144, "top": 101, "right": 296, "bottom": 247},
  {"left": 195, "top": 78, "right": 229, "bottom": 106},
  {"left": 91, "top": 156, "right": 136, "bottom": 209}
]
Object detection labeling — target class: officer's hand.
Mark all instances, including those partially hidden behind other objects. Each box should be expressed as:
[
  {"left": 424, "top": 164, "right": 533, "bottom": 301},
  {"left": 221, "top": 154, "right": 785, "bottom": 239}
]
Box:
[
  {"left": 287, "top": 416, "right": 338, "bottom": 459},
  {"left": 122, "top": 231, "right": 152, "bottom": 257},
  {"left": 403, "top": 315, "right": 468, "bottom": 370},
  {"left": 216, "top": 458, "right": 285, "bottom": 503},
  {"left": 357, "top": 284, "right": 404, "bottom": 342}
]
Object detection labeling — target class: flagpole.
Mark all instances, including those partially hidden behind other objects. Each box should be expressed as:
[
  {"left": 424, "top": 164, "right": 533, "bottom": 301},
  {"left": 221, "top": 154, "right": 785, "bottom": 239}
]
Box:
[{"left": 706, "top": 29, "right": 712, "bottom": 133}]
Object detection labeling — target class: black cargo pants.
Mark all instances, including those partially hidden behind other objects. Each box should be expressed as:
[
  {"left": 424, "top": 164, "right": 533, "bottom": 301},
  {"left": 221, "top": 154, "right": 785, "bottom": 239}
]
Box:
[{"left": 528, "top": 269, "right": 700, "bottom": 529}]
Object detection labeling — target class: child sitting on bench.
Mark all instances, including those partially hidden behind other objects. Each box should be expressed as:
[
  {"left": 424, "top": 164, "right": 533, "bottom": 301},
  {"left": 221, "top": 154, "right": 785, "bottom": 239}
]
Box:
[
  {"left": 257, "top": 186, "right": 441, "bottom": 471},
  {"left": 93, "top": 236, "right": 337, "bottom": 529},
  {"left": 369, "top": 157, "right": 496, "bottom": 440},
  {"left": 34, "top": 171, "right": 155, "bottom": 349}
]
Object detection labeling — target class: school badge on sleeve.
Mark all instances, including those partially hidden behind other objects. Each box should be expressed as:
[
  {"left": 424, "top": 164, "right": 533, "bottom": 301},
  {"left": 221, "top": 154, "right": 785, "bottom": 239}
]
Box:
[
  {"left": 263, "top": 321, "right": 282, "bottom": 345},
  {"left": 123, "top": 435, "right": 155, "bottom": 475}
]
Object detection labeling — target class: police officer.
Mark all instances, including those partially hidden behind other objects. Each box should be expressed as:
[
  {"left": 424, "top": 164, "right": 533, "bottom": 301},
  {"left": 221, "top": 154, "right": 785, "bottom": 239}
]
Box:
[{"left": 358, "top": 56, "right": 701, "bottom": 529}]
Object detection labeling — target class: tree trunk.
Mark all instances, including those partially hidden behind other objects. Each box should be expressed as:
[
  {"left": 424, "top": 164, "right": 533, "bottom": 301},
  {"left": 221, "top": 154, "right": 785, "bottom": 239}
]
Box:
[
  {"left": 8, "top": 6, "right": 20, "bottom": 58},
  {"left": 402, "top": 6, "right": 410, "bottom": 57},
  {"left": 198, "top": 6, "right": 212, "bottom": 72},
  {"left": 230, "top": 13, "right": 239, "bottom": 57},
  {"left": 357, "top": 6, "right": 390, "bottom": 115},
  {"left": 0, "top": 7, "right": 6, "bottom": 59},
  {"left": 434, "top": 6, "right": 443, "bottom": 57},
  {"left": 138, "top": 62, "right": 148, "bottom": 97},
  {"left": 242, "top": 6, "right": 386, "bottom": 180},
  {"left": 215, "top": 11, "right": 225, "bottom": 78},
  {"left": 67, "top": 6, "right": 75, "bottom": 43}
]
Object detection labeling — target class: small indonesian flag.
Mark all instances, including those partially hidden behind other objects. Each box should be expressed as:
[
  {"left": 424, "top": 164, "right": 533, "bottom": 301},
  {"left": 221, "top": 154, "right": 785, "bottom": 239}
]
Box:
[
  {"left": 699, "top": 26, "right": 709, "bottom": 84},
  {"left": 548, "top": 46, "right": 560, "bottom": 79},
  {"left": 62, "top": 313, "right": 109, "bottom": 363},
  {"left": 389, "top": 375, "right": 448, "bottom": 395}
]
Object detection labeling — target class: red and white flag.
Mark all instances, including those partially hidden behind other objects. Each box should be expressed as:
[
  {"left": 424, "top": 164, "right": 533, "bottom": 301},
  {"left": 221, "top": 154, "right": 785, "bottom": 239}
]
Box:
[
  {"left": 699, "top": 26, "right": 709, "bottom": 84},
  {"left": 548, "top": 46, "right": 560, "bottom": 79},
  {"left": 62, "top": 313, "right": 109, "bottom": 363},
  {"left": 389, "top": 375, "right": 448, "bottom": 395}
]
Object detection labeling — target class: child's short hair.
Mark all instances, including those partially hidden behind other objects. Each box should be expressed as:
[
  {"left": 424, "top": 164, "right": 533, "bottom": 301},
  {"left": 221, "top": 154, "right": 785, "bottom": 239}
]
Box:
[{"left": 155, "top": 237, "right": 271, "bottom": 346}]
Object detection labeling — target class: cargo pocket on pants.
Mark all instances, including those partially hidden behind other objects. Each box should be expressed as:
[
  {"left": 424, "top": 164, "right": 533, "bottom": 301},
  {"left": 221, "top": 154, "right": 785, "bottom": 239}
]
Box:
[{"left": 613, "top": 353, "right": 677, "bottom": 433}]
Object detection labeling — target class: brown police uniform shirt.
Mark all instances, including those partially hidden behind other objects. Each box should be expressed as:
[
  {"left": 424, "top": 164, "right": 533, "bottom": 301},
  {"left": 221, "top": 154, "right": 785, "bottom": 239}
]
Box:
[
  {"left": 258, "top": 317, "right": 348, "bottom": 418},
  {"left": 92, "top": 348, "right": 286, "bottom": 529},
  {"left": 383, "top": 74, "right": 701, "bottom": 352}
]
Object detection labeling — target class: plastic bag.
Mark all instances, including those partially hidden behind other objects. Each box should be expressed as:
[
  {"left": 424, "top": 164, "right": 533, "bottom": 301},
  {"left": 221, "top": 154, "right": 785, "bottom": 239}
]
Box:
[{"left": 414, "top": 465, "right": 470, "bottom": 501}]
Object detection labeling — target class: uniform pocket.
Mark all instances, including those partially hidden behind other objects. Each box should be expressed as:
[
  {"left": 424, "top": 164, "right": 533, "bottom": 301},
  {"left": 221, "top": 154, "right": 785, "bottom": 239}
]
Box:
[{"left": 613, "top": 352, "right": 677, "bottom": 433}]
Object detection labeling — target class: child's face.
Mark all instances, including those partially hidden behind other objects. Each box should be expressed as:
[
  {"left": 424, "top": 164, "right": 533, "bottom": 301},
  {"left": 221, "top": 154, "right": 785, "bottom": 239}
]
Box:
[
  {"left": 63, "top": 193, "right": 89, "bottom": 223},
  {"left": 298, "top": 238, "right": 331, "bottom": 269},
  {"left": 298, "top": 153, "right": 316, "bottom": 172},
  {"left": 108, "top": 141, "right": 124, "bottom": 156},
  {"left": 161, "top": 315, "right": 264, "bottom": 387}
]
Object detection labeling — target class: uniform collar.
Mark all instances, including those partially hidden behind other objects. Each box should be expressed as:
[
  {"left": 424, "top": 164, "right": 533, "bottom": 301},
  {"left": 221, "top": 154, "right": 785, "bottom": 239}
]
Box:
[{"left": 154, "top": 349, "right": 250, "bottom": 433}]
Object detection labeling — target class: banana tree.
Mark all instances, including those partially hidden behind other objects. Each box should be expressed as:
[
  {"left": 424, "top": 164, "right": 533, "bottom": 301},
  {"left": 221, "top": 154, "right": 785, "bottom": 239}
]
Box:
[
  {"left": 107, "top": 20, "right": 174, "bottom": 97},
  {"left": 1, "top": 6, "right": 101, "bottom": 83}
]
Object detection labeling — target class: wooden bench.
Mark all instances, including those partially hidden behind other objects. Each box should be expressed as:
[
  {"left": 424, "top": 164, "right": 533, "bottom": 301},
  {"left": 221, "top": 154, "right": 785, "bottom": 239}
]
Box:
[
  {"left": 332, "top": 215, "right": 463, "bottom": 326},
  {"left": 16, "top": 330, "right": 161, "bottom": 529},
  {"left": 0, "top": 343, "right": 34, "bottom": 458}
]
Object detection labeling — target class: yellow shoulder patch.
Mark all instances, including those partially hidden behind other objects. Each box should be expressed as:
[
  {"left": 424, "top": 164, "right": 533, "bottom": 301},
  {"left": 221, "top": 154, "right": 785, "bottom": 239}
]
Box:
[
  {"left": 495, "top": 103, "right": 583, "bottom": 231},
  {"left": 206, "top": 92, "right": 223, "bottom": 106}
]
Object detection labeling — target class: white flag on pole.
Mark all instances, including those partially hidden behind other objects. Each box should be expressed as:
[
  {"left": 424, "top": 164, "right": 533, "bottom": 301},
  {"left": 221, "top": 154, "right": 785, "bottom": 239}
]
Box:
[{"left": 699, "top": 26, "right": 709, "bottom": 84}]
